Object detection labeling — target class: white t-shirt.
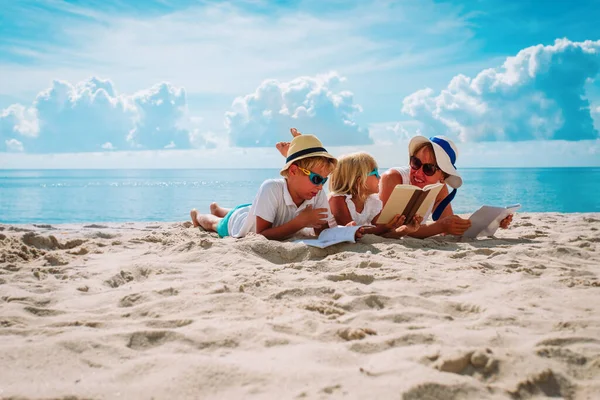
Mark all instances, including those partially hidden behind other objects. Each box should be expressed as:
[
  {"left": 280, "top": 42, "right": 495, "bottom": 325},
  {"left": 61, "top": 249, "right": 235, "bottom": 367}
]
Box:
[
  {"left": 391, "top": 166, "right": 433, "bottom": 223},
  {"left": 330, "top": 194, "right": 382, "bottom": 226},
  {"left": 228, "top": 179, "right": 332, "bottom": 238}
]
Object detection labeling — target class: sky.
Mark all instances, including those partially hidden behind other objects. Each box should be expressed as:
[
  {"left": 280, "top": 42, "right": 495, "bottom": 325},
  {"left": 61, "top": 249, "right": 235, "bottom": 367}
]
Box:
[{"left": 1, "top": 0, "right": 599, "bottom": 168}]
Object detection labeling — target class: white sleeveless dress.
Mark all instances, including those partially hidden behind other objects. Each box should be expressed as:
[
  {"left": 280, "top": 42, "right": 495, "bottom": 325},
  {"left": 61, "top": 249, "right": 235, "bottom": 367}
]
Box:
[
  {"left": 330, "top": 194, "right": 382, "bottom": 226},
  {"left": 391, "top": 166, "right": 434, "bottom": 223}
]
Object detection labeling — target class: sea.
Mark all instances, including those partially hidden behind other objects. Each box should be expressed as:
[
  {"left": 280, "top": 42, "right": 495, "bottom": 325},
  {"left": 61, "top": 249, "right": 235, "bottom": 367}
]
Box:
[{"left": 1, "top": 168, "right": 599, "bottom": 224}]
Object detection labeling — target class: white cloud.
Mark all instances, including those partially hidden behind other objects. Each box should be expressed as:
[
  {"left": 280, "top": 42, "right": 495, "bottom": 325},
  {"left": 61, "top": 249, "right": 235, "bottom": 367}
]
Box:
[
  {"left": 0, "top": 104, "right": 39, "bottom": 137},
  {"left": 0, "top": 1, "right": 476, "bottom": 101},
  {"left": 0, "top": 77, "right": 216, "bottom": 152},
  {"left": 101, "top": 142, "right": 114, "bottom": 150},
  {"left": 4, "top": 138, "right": 24, "bottom": 152},
  {"left": 164, "top": 141, "right": 176, "bottom": 149},
  {"left": 225, "top": 72, "right": 371, "bottom": 147},
  {"left": 401, "top": 39, "right": 600, "bottom": 142}
]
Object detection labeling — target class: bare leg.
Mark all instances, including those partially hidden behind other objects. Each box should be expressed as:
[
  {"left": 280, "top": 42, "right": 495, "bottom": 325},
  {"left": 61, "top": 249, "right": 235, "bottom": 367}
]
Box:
[
  {"left": 190, "top": 209, "right": 201, "bottom": 227},
  {"left": 276, "top": 142, "right": 291, "bottom": 157},
  {"left": 210, "top": 202, "right": 230, "bottom": 218},
  {"left": 276, "top": 128, "right": 303, "bottom": 158},
  {"left": 195, "top": 212, "right": 222, "bottom": 232}
]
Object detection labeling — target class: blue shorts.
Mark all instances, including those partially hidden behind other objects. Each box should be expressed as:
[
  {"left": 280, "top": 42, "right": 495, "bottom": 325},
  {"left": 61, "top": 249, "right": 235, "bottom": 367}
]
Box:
[{"left": 216, "top": 204, "right": 252, "bottom": 238}]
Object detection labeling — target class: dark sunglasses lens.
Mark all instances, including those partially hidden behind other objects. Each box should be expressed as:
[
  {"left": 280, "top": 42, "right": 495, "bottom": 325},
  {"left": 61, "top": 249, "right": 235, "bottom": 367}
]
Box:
[
  {"left": 310, "top": 175, "right": 325, "bottom": 185},
  {"left": 422, "top": 164, "right": 437, "bottom": 176},
  {"left": 410, "top": 156, "right": 421, "bottom": 170}
]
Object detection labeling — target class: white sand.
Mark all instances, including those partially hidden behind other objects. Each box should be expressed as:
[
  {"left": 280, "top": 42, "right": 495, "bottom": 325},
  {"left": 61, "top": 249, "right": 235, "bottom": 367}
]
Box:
[{"left": 1, "top": 213, "right": 599, "bottom": 399}]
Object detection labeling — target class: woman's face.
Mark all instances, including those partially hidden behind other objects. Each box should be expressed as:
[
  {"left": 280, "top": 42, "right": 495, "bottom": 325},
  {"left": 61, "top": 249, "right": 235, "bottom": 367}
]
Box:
[{"left": 409, "top": 147, "right": 444, "bottom": 188}]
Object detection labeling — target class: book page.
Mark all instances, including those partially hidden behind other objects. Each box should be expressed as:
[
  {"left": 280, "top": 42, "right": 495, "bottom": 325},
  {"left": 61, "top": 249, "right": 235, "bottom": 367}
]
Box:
[
  {"left": 415, "top": 183, "right": 444, "bottom": 219},
  {"left": 294, "top": 225, "right": 361, "bottom": 248},
  {"left": 463, "top": 204, "right": 521, "bottom": 238},
  {"left": 378, "top": 183, "right": 443, "bottom": 224}
]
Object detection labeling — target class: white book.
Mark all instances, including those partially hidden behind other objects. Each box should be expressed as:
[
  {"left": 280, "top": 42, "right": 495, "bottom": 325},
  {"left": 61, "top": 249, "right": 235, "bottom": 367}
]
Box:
[
  {"left": 378, "top": 182, "right": 444, "bottom": 224},
  {"left": 295, "top": 225, "right": 364, "bottom": 248},
  {"left": 462, "top": 204, "right": 521, "bottom": 238}
]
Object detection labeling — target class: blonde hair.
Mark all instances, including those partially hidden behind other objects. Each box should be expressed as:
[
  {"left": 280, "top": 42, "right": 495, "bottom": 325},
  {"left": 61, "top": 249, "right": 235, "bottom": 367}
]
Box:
[
  {"left": 281, "top": 156, "right": 338, "bottom": 178},
  {"left": 328, "top": 152, "right": 377, "bottom": 203}
]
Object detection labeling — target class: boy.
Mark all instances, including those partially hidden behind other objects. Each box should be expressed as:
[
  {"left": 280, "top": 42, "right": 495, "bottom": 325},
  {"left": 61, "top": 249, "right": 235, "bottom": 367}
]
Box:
[{"left": 190, "top": 134, "right": 337, "bottom": 240}]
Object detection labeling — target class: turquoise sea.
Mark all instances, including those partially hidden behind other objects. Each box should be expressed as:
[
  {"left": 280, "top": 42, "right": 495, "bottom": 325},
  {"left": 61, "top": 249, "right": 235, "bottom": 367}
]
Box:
[{"left": 0, "top": 168, "right": 599, "bottom": 224}]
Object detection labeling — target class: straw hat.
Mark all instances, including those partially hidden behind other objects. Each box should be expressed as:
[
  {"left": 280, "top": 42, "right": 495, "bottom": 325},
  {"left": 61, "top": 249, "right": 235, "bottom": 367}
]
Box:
[
  {"left": 409, "top": 135, "right": 462, "bottom": 189},
  {"left": 280, "top": 134, "right": 337, "bottom": 175}
]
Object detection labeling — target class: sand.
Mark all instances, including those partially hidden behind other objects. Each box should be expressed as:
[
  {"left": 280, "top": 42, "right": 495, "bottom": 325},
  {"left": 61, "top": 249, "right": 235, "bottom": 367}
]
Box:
[{"left": 0, "top": 213, "right": 599, "bottom": 399}]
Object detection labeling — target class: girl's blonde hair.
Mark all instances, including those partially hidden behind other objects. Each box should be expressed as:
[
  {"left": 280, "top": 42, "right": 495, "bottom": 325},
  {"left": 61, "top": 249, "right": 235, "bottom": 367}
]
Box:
[{"left": 329, "top": 152, "right": 377, "bottom": 203}]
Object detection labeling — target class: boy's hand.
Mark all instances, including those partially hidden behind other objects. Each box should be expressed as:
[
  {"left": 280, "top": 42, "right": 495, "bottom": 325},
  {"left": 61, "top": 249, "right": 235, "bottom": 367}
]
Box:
[
  {"left": 395, "top": 215, "right": 423, "bottom": 235},
  {"left": 500, "top": 214, "right": 513, "bottom": 229},
  {"left": 297, "top": 205, "right": 329, "bottom": 228},
  {"left": 384, "top": 214, "right": 406, "bottom": 231},
  {"left": 439, "top": 215, "right": 471, "bottom": 236}
]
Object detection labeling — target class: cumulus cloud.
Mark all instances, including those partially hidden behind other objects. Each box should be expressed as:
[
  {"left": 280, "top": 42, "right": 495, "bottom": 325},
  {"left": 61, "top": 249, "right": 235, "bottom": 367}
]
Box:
[
  {"left": 401, "top": 39, "right": 600, "bottom": 142},
  {"left": 225, "top": 72, "right": 371, "bottom": 147},
  {"left": 0, "top": 77, "right": 215, "bottom": 152},
  {"left": 5, "top": 139, "right": 24, "bottom": 152}
]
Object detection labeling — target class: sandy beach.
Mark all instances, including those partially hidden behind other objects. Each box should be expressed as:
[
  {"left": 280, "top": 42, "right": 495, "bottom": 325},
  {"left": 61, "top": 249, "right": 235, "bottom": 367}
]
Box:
[{"left": 1, "top": 213, "right": 599, "bottom": 399}]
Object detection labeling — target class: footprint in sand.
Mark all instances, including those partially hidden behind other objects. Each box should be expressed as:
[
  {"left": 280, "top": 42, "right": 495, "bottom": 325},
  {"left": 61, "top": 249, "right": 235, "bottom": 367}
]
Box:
[
  {"left": 326, "top": 272, "right": 375, "bottom": 285},
  {"left": 509, "top": 369, "right": 574, "bottom": 399},
  {"left": 349, "top": 333, "right": 435, "bottom": 354},
  {"left": 402, "top": 382, "right": 483, "bottom": 400}
]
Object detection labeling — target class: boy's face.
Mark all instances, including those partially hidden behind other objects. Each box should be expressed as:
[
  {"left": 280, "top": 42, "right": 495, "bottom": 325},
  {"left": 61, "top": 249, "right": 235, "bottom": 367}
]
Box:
[{"left": 287, "top": 163, "right": 331, "bottom": 201}]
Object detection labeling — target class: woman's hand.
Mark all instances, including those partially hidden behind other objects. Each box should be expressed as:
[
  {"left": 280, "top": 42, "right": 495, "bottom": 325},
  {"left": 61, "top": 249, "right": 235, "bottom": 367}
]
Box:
[
  {"left": 439, "top": 215, "right": 471, "bottom": 236},
  {"left": 499, "top": 214, "right": 513, "bottom": 229}
]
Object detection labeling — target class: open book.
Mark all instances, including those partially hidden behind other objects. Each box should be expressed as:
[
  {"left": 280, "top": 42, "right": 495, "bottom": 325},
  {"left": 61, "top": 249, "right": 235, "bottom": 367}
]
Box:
[
  {"left": 377, "top": 183, "right": 444, "bottom": 224},
  {"left": 294, "top": 225, "right": 364, "bottom": 249},
  {"left": 462, "top": 204, "right": 521, "bottom": 238}
]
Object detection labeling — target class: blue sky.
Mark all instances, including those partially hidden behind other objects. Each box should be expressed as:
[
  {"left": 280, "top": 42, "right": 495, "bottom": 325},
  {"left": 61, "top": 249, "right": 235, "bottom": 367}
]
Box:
[{"left": 1, "top": 0, "right": 599, "bottom": 168}]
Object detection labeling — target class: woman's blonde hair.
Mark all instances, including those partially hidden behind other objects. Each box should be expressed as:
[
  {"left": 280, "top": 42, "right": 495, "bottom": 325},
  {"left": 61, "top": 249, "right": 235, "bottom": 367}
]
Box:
[{"left": 328, "top": 152, "right": 377, "bottom": 203}]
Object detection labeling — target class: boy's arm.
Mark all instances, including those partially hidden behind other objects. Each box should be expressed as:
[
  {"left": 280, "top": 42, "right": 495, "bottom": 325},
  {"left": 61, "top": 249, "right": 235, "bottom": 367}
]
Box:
[
  {"left": 256, "top": 206, "right": 329, "bottom": 241},
  {"left": 256, "top": 216, "right": 304, "bottom": 241}
]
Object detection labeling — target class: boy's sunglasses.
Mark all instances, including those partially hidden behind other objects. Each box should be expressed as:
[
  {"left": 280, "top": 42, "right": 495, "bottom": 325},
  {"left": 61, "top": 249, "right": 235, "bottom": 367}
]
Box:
[
  {"left": 297, "top": 166, "right": 328, "bottom": 185},
  {"left": 410, "top": 156, "right": 439, "bottom": 176},
  {"left": 368, "top": 168, "right": 380, "bottom": 179}
]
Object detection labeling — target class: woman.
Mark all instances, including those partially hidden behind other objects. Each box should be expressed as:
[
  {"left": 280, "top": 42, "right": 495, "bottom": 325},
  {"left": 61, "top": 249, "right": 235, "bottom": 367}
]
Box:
[{"left": 278, "top": 129, "right": 512, "bottom": 239}]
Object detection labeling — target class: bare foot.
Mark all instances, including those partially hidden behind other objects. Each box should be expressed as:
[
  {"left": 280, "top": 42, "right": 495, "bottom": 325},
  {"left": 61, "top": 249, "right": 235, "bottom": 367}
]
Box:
[
  {"left": 276, "top": 141, "right": 290, "bottom": 157},
  {"left": 190, "top": 209, "right": 200, "bottom": 227},
  {"left": 210, "top": 202, "right": 229, "bottom": 218},
  {"left": 290, "top": 128, "right": 302, "bottom": 137}
]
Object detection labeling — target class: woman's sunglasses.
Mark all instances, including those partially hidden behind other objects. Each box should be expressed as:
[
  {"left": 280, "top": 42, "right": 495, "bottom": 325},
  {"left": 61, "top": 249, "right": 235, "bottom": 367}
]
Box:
[
  {"left": 410, "top": 156, "right": 439, "bottom": 176},
  {"left": 297, "top": 166, "right": 328, "bottom": 185},
  {"left": 368, "top": 168, "right": 380, "bottom": 179}
]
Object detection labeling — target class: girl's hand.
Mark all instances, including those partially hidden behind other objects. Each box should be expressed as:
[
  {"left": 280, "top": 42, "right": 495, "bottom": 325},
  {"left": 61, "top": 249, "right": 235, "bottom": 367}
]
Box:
[
  {"left": 395, "top": 215, "right": 423, "bottom": 235},
  {"left": 384, "top": 214, "right": 406, "bottom": 231},
  {"left": 345, "top": 221, "right": 364, "bottom": 239}
]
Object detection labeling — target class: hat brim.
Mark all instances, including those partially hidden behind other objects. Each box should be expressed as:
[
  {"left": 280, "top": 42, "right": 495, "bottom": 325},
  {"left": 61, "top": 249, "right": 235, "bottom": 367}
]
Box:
[
  {"left": 280, "top": 152, "right": 337, "bottom": 175},
  {"left": 409, "top": 136, "right": 462, "bottom": 189}
]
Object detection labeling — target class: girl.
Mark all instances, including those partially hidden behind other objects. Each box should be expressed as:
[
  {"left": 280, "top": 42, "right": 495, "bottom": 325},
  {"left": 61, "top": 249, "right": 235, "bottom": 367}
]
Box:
[
  {"left": 277, "top": 129, "right": 421, "bottom": 237},
  {"left": 328, "top": 152, "right": 422, "bottom": 237}
]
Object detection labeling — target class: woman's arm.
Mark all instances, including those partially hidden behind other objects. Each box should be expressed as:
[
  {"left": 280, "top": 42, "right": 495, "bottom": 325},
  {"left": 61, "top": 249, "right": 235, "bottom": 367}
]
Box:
[{"left": 379, "top": 169, "right": 404, "bottom": 205}]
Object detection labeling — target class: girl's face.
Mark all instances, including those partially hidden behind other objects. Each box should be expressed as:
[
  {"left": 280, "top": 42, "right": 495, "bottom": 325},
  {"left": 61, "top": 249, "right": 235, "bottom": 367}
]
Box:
[
  {"left": 365, "top": 169, "right": 380, "bottom": 195},
  {"left": 409, "top": 147, "right": 444, "bottom": 188}
]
